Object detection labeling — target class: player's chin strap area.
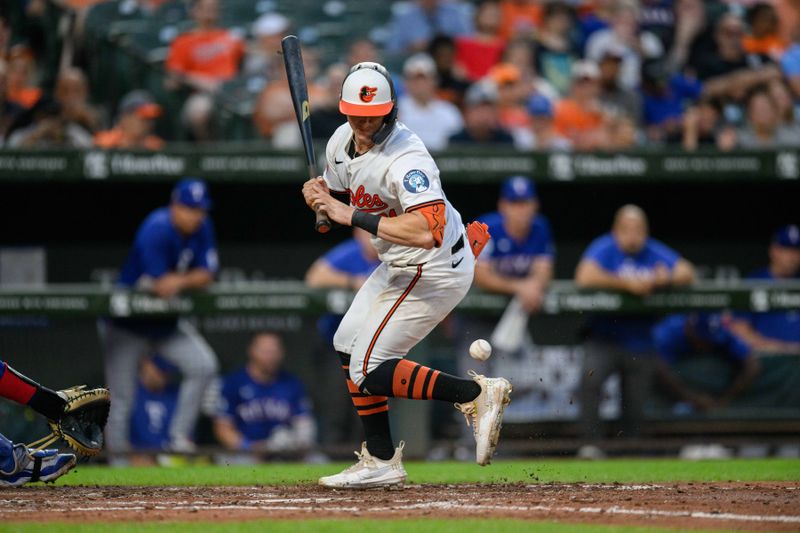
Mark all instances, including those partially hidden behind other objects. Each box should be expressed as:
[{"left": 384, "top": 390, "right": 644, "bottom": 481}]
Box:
[{"left": 371, "top": 120, "right": 396, "bottom": 145}]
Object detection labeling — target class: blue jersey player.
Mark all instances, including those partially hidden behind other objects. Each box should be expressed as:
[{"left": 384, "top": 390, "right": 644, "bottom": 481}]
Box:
[
  {"left": 730, "top": 225, "right": 800, "bottom": 354},
  {"left": 214, "top": 332, "right": 316, "bottom": 455},
  {"left": 129, "top": 356, "right": 180, "bottom": 451},
  {"left": 98, "top": 178, "right": 219, "bottom": 459},
  {"left": 653, "top": 313, "right": 759, "bottom": 412},
  {"left": 574, "top": 205, "right": 696, "bottom": 455},
  {"left": 465, "top": 176, "right": 554, "bottom": 364},
  {"left": 476, "top": 176, "right": 555, "bottom": 314}
]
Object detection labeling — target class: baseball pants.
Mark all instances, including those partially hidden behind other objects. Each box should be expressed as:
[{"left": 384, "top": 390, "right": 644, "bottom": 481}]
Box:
[
  {"left": 334, "top": 238, "right": 474, "bottom": 387},
  {"left": 98, "top": 319, "right": 218, "bottom": 453}
]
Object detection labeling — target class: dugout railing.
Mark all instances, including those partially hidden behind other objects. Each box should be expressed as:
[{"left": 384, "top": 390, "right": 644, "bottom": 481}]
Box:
[
  {"left": 1, "top": 281, "right": 798, "bottom": 458},
  {"left": 1, "top": 280, "right": 799, "bottom": 317},
  {"left": 0, "top": 147, "right": 797, "bottom": 182}
]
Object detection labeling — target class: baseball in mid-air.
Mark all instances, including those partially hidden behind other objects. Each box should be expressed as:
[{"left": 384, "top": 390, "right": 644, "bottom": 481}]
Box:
[{"left": 469, "top": 339, "right": 492, "bottom": 361}]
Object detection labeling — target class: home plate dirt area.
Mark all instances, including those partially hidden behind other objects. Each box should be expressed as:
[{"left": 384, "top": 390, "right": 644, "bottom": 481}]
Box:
[{"left": 1, "top": 482, "right": 798, "bottom": 530}]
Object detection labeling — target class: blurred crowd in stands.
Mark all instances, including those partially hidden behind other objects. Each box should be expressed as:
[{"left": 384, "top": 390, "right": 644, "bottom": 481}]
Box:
[{"left": 1, "top": 0, "right": 799, "bottom": 150}]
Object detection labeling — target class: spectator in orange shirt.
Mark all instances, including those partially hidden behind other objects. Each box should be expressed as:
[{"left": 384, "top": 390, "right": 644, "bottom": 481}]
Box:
[
  {"left": 455, "top": 0, "right": 506, "bottom": 81},
  {"left": 554, "top": 60, "right": 607, "bottom": 150},
  {"left": 253, "top": 48, "right": 323, "bottom": 146},
  {"left": 165, "top": 0, "right": 245, "bottom": 140},
  {"left": 6, "top": 45, "right": 41, "bottom": 110},
  {"left": 499, "top": 0, "right": 542, "bottom": 41},
  {"left": 488, "top": 63, "right": 531, "bottom": 132},
  {"left": 166, "top": 0, "right": 244, "bottom": 89},
  {"left": 0, "top": 60, "right": 25, "bottom": 145},
  {"left": 743, "top": 2, "right": 788, "bottom": 61},
  {"left": 94, "top": 90, "right": 165, "bottom": 150}
]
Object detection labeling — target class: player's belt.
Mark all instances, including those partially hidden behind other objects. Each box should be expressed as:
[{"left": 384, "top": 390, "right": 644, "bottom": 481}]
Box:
[
  {"left": 450, "top": 235, "right": 464, "bottom": 255},
  {"left": 402, "top": 235, "right": 465, "bottom": 268}
]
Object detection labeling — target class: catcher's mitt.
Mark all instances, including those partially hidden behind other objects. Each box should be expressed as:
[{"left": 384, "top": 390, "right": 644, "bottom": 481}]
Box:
[{"left": 29, "top": 386, "right": 110, "bottom": 457}]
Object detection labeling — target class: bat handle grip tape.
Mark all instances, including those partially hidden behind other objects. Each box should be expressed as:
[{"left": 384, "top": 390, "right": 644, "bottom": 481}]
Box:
[{"left": 315, "top": 210, "right": 332, "bottom": 233}]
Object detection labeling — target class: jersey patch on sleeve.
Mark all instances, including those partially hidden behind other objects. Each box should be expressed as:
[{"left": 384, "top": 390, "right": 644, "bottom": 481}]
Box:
[{"left": 403, "top": 169, "right": 430, "bottom": 194}]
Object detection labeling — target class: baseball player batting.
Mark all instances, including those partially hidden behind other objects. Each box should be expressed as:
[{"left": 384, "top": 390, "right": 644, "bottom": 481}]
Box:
[{"left": 303, "top": 62, "right": 513, "bottom": 489}]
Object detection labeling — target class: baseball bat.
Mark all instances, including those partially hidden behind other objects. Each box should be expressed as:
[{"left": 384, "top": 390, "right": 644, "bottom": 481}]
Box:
[{"left": 281, "top": 34, "right": 331, "bottom": 234}]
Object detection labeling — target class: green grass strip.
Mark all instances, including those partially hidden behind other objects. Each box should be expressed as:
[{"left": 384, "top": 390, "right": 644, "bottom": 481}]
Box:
[
  {"left": 0, "top": 519, "right": 739, "bottom": 533},
  {"left": 56, "top": 458, "right": 800, "bottom": 487}
]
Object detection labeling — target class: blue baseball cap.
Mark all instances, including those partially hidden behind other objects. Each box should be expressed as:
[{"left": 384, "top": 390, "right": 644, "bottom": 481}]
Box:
[
  {"left": 527, "top": 94, "right": 553, "bottom": 117},
  {"left": 773, "top": 224, "right": 800, "bottom": 249},
  {"left": 500, "top": 176, "right": 537, "bottom": 201},
  {"left": 172, "top": 178, "right": 212, "bottom": 209}
]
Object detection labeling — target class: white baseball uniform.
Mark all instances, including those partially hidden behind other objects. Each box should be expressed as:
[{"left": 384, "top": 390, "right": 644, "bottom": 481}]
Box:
[{"left": 324, "top": 121, "right": 474, "bottom": 387}]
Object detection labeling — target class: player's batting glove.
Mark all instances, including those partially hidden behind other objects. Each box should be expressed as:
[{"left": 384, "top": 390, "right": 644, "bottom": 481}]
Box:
[
  {"left": 29, "top": 386, "right": 110, "bottom": 457},
  {"left": 466, "top": 221, "right": 491, "bottom": 258}
]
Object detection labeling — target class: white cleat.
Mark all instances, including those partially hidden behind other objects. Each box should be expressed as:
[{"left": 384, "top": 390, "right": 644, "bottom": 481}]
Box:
[
  {"left": 319, "top": 441, "right": 407, "bottom": 489},
  {"left": 455, "top": 371, "right": 512, "bottom": 466}
]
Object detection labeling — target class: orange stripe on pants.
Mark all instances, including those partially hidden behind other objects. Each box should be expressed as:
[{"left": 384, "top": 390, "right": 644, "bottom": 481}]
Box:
[{"left": 362, "top": 265, "right": 423, "bottom": 378}]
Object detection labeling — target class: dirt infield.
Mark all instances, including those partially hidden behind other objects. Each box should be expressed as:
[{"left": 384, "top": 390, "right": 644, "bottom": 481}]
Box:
[{"left": 1, "top": 482, "right": 798, "bottom": 530}]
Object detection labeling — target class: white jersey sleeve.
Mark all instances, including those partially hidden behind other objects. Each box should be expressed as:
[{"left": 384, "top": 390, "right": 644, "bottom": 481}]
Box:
[{"left": 386, "top": 151, "right": 445, "bottom": 213}]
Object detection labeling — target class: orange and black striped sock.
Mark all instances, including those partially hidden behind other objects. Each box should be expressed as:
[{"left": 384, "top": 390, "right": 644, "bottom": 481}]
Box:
[
  {"left": 362, "top": 359, "right": 481, "bottom": 403},
  {"left": 338, "top": 352, "right": 394, "bottom": 460}
]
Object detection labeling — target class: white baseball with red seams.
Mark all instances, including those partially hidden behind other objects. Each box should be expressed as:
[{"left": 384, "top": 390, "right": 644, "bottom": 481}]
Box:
[{"left": 469, "top": 339, "right": 492, "bottom": 361}]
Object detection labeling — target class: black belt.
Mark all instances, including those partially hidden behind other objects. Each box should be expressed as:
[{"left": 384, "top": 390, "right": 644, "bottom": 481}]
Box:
[
  {"left": 451, "top": 235, "right": 464, "bottom": 255},
  {"left": 405, "top": 235, "right": 464, "bottom": 267}
]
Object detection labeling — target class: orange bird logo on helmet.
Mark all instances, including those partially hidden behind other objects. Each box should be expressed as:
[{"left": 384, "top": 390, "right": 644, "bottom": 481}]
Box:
[{"left": 359, "top": 85, "right": 378, "bottom": 103}]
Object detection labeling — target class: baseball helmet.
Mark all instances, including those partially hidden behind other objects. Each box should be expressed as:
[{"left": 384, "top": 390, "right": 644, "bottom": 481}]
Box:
[{"left": 339, "top": 62, "right": 398, "bottom": 144}]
